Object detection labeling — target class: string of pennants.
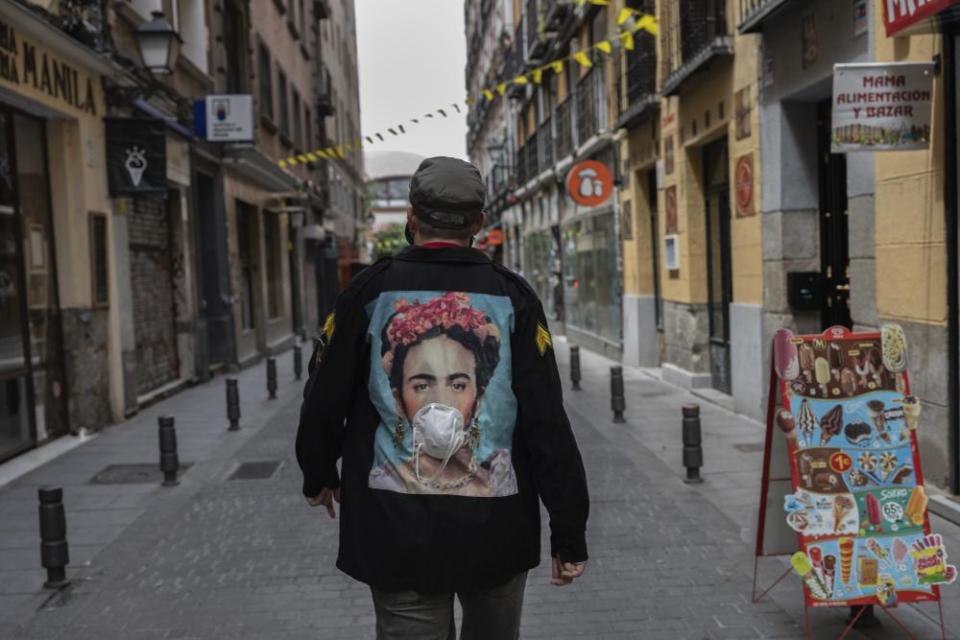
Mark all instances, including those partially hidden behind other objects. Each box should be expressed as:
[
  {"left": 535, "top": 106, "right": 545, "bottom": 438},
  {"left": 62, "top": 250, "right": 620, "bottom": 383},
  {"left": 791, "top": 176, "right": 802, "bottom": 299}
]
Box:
[{"left": 277, "top": 6, "right": 656, "bottom": 169}]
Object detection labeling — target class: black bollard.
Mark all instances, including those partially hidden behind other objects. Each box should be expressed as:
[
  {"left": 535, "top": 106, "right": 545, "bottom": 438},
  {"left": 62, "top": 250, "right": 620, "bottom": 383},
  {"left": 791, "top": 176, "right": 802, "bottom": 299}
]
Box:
[
  {"left": 158, "top": 416, "right": 180, "bottom": 487},
  {"left": 682, "top": 404, "right": 704, "bottom": 484},
  {"left": 570, "top": 345, "right": 582, "bottom": 391},
  {"left": 293, "top": 345, "right": 303, "bottom": 380},
  {"left": 267, "top": 357, "right": 278, "bottom": 399},
  {"left": 38, "top": 487, "right": 69, "bottom": 589},
  {"left": 226, "top": 378, "right": 240, "bottom": 431},
  {"left": 610, "top": 366, "right": 626, "bottom": 423}
]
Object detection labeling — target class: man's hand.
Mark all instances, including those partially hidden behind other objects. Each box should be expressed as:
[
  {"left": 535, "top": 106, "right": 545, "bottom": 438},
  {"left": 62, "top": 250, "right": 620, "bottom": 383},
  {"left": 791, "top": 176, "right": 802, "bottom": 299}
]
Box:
[
  {"left": 551, "top": 558, "right": 587, "bottom": 586},
  {"left": 305, "top": 487, "right": 341, "bottom": 518}
]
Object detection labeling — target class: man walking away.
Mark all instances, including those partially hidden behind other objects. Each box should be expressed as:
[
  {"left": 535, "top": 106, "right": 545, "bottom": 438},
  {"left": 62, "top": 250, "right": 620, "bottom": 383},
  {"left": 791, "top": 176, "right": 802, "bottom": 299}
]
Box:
[{"left": 296, "top": 156, "right": 590, "bottom": 640}]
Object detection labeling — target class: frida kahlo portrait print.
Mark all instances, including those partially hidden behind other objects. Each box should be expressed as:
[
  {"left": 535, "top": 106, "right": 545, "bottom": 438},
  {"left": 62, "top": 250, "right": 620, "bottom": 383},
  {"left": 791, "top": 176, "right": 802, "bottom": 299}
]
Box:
[{"left": 367, "top": 291, "right": 519, "bottom": 497}]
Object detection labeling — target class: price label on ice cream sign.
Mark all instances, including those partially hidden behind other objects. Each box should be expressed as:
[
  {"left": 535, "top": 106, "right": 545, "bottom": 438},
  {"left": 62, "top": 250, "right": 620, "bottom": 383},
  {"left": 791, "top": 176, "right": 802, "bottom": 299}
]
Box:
[
  {"left": 766, "top": 325, "right": 956, "bottom": 618},
  {"left": 831, "top": 62, "right": 934, "bottom": 152}
]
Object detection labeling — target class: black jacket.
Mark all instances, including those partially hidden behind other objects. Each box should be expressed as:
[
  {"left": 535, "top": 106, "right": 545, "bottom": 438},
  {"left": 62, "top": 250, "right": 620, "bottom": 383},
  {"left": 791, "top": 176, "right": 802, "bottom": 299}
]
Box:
[{"left": 295, "top": 245, "right": 589, "bottom": 593}]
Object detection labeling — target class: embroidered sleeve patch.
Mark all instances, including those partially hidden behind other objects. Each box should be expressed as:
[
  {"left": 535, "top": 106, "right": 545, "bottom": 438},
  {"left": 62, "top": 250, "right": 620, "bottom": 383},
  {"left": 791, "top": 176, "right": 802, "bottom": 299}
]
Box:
[
  {"left": 314, "top": 311, "right": 336, "bottom": 368},
  {"left": 535, "top": 322, "right": 552, "bottom": 356}
]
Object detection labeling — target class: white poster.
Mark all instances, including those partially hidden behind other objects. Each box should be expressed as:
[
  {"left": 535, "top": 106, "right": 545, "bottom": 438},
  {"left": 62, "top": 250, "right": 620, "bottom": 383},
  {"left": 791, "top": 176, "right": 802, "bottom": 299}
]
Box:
[
  {"left": 203, "top": 94, "right": 254, "bottom": 142},
  {"left": 831, "top": 63, "right": 934, "bottom": 153}
]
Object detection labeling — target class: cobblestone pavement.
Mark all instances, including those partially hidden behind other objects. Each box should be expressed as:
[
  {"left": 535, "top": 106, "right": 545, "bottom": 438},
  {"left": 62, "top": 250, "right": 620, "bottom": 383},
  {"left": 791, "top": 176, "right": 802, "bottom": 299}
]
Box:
[{"left": 1, "top": 342, "right": 957, "bottom": 639}]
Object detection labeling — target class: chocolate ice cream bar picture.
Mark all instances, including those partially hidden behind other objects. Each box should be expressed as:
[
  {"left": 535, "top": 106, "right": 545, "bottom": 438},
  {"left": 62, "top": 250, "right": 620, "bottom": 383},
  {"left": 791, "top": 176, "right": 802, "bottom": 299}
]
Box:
[
  {"left": 828, "top": 342, "right": 844, "bottom": 381},
  {"left": 799, "top": 343, "right": 815, "bottom": 383},
  {"left": 840, "top": 367, "right": 858, "bottom": 396}
]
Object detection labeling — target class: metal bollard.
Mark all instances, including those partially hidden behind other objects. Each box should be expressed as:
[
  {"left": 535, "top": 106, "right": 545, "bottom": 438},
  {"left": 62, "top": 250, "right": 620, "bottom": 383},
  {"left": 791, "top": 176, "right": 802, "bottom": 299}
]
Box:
[
  {"left": 38, "top": 487, "right": 70, "bottom": 589},
  {"left": 158, "top": 416, "right": 180, "bottom": 487},
  {"left": 266, "top": 357, "right": 277, "bottom": 399},
  {"left": 226, "top": 378, "right": 240, "bottom": 431},
  {"left": 610, "top": 366, "right": 626, "bottom": 423},
  {"left": 293, "top": 345, "right": 303, "bottom": 380},
  {"left": 682, "top": 404, "right": 704, "bottom": 484},
  {"left": 570, "top": 345, "right": 582, "bottom": 391}
]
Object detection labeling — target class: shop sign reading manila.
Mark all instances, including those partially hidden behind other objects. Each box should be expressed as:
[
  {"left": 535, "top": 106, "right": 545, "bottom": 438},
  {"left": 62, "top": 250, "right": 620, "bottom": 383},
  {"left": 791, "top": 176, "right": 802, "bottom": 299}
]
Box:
[{"left": 566, "top": 161, "right": 613, "bottom": 207}]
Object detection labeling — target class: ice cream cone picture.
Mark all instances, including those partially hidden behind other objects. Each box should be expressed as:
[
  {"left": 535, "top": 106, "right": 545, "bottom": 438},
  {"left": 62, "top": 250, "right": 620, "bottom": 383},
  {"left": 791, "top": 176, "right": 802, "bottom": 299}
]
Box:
[
  {"left": 901, "top": 395, "right": 921, "bottom": 431},
  {"left": 774, "top": 329, "right": 800, "bottom": 381},
  {"left": 866, "top": 400, "right": 890, "bottom": 444},
  {"left": 839, "top": 537, "right": 854, "bottom": 585},
  {"left": 833, "top": 495, "right": 854, "bottom": 533},
  {"left": 819, "top": 405, "right": 843, "bottom": 446},
  {"left": 796, "top": 399, "right": 816, "bottom": 448},
  {"left": 791, "top": 551, "right": 829, "bottom": 599}
]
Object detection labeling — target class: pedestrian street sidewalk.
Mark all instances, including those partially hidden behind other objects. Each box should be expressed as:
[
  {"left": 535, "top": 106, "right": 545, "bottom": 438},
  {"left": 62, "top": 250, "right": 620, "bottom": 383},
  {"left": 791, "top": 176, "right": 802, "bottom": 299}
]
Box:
[
  {"left": 0, "top": 349, "right": 306, "bottom": 637},
  {"left": 552, "top": 335, "right": 960, "bottom": 639}
]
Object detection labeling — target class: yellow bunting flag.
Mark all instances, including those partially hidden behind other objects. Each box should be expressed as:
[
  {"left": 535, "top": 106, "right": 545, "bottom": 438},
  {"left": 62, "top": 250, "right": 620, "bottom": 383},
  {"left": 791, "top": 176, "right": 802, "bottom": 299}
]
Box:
[
  {"left": 465, "top": 96, "right": 474, "bottom": 105},
  {"left": 574, "top": 50, "right": 593, "bottom": 68},
  {"left": 513, "top": 75, "right": 528, "bottom": 85},
  {"left": 596, "top": 40, "right": 612, "bottom": 55},
  {"left": 306, "top": 153, "right": 318, "bottom": 162},
  {"left": 551, "top": 60, "right": 564, "bottom": 74},
  {"left": 287, "top": 157, "right": 298, "bottom": 165},
  {"left": 496, "top": 83, "right": 507, "bottom": 96},
  {"left": 335, "top": 146, "right": 345, "bottom": 159},
  {"left": 297, "top": 154, "right": 308, "bottom": 163},
  {"left": 483, "top": 89, "right": 494, "bottom": 101},
  {"left": 278, "top": 159, "right": 287, "bottom": 169},
  {"left": 637, "top": 15, "right": 658, "bottom": 36},
  {"left": 620, "top": 30, "right": 635, "bottom": 51},
  {"left": 532, "top": 68, "right": 543, "bottom": 84},
  {"left": 617, "top": 7, "right": 634, "bottom": 25}
]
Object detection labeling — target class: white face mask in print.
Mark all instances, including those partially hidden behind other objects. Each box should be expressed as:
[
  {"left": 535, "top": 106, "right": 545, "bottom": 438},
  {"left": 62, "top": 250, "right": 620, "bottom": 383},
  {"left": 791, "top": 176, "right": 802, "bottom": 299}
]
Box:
[{"left": 411, "top": 403, "right": 467, "bottom": 482}]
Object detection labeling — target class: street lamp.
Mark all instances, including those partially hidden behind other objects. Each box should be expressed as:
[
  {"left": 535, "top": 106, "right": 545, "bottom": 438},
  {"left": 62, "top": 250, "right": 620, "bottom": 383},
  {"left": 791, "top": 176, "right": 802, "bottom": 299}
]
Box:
[{"left": 135, "top": 12, "right": 181, "bottom": 75}]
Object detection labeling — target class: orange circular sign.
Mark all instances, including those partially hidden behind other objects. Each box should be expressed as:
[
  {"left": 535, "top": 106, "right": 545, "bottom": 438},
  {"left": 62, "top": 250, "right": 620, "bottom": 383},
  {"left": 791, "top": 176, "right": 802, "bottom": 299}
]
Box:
[
  {"left": 830, "top": 452, "right": 853, "bottom": 473},
  {"left": 566, "top": 160, "right": 613, "bottom": 207},
  {"left": 486, "top": 229, "right": 504, "bottom": 246},
  {"left": 735, "top": 154, "right": 754, "bottom": 216}
]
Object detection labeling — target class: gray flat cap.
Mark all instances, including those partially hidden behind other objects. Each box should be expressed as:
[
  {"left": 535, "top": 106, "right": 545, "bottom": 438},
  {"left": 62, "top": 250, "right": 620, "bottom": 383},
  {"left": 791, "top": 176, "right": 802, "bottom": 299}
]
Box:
[{"left": 409, "top": 157, "right": 486, "bottom": 230}]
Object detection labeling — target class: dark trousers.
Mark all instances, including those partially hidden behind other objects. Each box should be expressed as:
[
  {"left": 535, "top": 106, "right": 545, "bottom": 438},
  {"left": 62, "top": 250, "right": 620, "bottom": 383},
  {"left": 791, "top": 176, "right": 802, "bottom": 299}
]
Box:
[{"left": 370, "top": 572, "right": 527, "bottom": 640}]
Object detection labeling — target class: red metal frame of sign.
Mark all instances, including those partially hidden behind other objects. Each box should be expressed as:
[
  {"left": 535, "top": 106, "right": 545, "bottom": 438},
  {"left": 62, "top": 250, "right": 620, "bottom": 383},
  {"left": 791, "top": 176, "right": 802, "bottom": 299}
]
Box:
[
  {"left": 883, "top": 0, "right": 960, "bottom": 37},
  {"left": 566, "top": 160, "right": 613, "bottom": 207},
  {"left": 754, "top": 326, "right": 948, "bottom": 640}
]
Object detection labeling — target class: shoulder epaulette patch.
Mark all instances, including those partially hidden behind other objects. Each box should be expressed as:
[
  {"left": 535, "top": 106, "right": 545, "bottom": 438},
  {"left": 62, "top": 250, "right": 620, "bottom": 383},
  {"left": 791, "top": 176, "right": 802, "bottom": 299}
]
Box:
[
  {"left": 535, "top": 322, "right": 552, "bottom": 356},
  {"left": 314, "top": 311, "right": 336, "bottom": 369}
]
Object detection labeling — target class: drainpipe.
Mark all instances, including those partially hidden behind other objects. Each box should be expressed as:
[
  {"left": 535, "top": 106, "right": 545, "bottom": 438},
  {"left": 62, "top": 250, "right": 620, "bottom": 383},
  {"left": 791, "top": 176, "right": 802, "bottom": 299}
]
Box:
[{"left": 942, "top": 23, "right": 959, "bottom": 495}]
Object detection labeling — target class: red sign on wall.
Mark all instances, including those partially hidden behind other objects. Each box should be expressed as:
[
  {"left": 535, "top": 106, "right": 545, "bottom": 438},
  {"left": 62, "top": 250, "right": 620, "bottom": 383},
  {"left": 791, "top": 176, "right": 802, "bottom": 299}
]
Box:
[{"left": 883, "top": 0, "right": 960, "bottom": 37}]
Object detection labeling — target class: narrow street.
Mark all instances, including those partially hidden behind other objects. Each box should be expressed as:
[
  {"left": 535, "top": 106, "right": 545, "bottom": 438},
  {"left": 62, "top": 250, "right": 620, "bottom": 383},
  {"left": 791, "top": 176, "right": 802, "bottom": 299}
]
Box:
[{"left": 0, "top": 343, "right": 955, "bottom": 639}]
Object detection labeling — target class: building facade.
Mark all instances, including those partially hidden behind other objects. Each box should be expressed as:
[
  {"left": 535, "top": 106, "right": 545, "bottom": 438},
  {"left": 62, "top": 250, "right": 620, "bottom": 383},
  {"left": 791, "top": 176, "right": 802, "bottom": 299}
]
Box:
[{"left": 0, "top": 0, "right": 363, "bottom": 465}]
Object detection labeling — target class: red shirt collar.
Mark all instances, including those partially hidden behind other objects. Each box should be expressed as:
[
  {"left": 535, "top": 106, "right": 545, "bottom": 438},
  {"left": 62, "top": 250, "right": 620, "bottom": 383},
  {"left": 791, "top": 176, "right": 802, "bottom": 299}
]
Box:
[{"left": 421, "top": 241, "right": 462, "bottom": 248}]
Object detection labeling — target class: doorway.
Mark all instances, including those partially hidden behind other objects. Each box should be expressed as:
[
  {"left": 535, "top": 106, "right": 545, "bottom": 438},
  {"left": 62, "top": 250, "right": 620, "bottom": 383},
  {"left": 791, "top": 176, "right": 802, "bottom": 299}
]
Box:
[
  {"left": 0, "top": 109, "right": 68, "bottom": 461},
  {"left": 817, "top": 99, "right": 852, "bottom": 329},
  {"left": 704, "top": 138, "right": 732, "bottom": 394},
  {"left": 647, "top": 169, "right": 663, "bottom": 331},
  {"left": 195, "top": 173, "right": 232, "bottom": 371}
]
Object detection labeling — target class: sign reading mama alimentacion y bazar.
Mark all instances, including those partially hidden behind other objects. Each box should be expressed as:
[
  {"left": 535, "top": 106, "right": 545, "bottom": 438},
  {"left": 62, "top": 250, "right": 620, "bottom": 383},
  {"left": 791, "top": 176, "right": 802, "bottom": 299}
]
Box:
[{"left": 831, "top": 62, "right": 935, "bottom": 153}]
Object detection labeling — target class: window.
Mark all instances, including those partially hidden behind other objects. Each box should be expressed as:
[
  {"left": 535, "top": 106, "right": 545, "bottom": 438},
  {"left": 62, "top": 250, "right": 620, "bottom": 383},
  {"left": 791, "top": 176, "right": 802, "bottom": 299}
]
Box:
[
  {"left": 292, "top": 90, "right": 302, "bottom": 149},
  {"left": 222, "top": 0, "right": 247, "bottom": 93},
  {"left": 236, "top": 201, "right": 256, "bottom": 330},
  {"left": 89, "top": 212, "right": 108, "bottom": 306},
  {"left": 263, "top": 213, "right": 283, "bottom": 319},
  {"left": 258, "top": 42, "right": 273, "bottom": 121},
  {"left": 304, "top": 106, "right": 313, "bottom": 151},
  {"left": 278, "top": 68, "right": 290, "bottom": 138}
]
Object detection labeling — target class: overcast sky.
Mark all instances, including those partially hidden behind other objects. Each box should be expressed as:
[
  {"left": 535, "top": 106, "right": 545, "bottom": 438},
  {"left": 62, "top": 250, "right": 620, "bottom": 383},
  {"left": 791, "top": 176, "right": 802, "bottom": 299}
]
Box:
[{"left": 355, "top": 0, "right": 468, "bottom": 161}]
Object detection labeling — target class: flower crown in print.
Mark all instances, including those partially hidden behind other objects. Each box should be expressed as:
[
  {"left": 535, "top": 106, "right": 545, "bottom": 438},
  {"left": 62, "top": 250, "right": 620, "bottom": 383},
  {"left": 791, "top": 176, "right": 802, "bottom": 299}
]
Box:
[{"left": 382, "top": 292, "right": 500, "bottom": 373}]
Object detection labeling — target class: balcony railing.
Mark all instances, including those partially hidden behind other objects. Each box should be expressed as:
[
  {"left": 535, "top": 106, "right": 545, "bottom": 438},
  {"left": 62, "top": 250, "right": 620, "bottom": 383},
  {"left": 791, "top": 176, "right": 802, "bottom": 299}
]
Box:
[
  {"left": 576, "top": 67, "right": 607, "bottom": 146},
  {"left": 738, "top": 0, "right": 791, "bottom": 33},
  {"left": 542, "top": 0, "right": 570, "bottom": 32},
  {"left": 526, "top": 0, "right": 549, "bottom": 63},
  {"left": 555, "top": 97, "right": 574, "bottom": 160},
  {"left": 538, "top": 117, "right": 553, "bottom": 173},
  {"left": 661, "top": 0, "right": 734, "bottom": 96},
  {"left": 506, "top": 23, "right": 526, "bottom": 98},
  {"left": 316, "top": 69, "right": 334, "bottom": 117},
  {"left": 681, "top": 0, "right": 727, "bottom": 63}
]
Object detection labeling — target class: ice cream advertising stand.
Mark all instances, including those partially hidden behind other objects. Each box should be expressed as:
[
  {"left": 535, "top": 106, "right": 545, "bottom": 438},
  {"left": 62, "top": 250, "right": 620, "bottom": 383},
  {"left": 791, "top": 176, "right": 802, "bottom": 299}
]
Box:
[{"left": 752, "top": 326, "right": 956, "bottom": 639}]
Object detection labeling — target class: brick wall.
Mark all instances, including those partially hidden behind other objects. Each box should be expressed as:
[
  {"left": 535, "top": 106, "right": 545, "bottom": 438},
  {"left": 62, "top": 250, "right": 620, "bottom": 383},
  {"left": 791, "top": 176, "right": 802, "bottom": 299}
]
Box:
[{"left": 129, "top": 196, "right": 179, "bottom": 395}]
